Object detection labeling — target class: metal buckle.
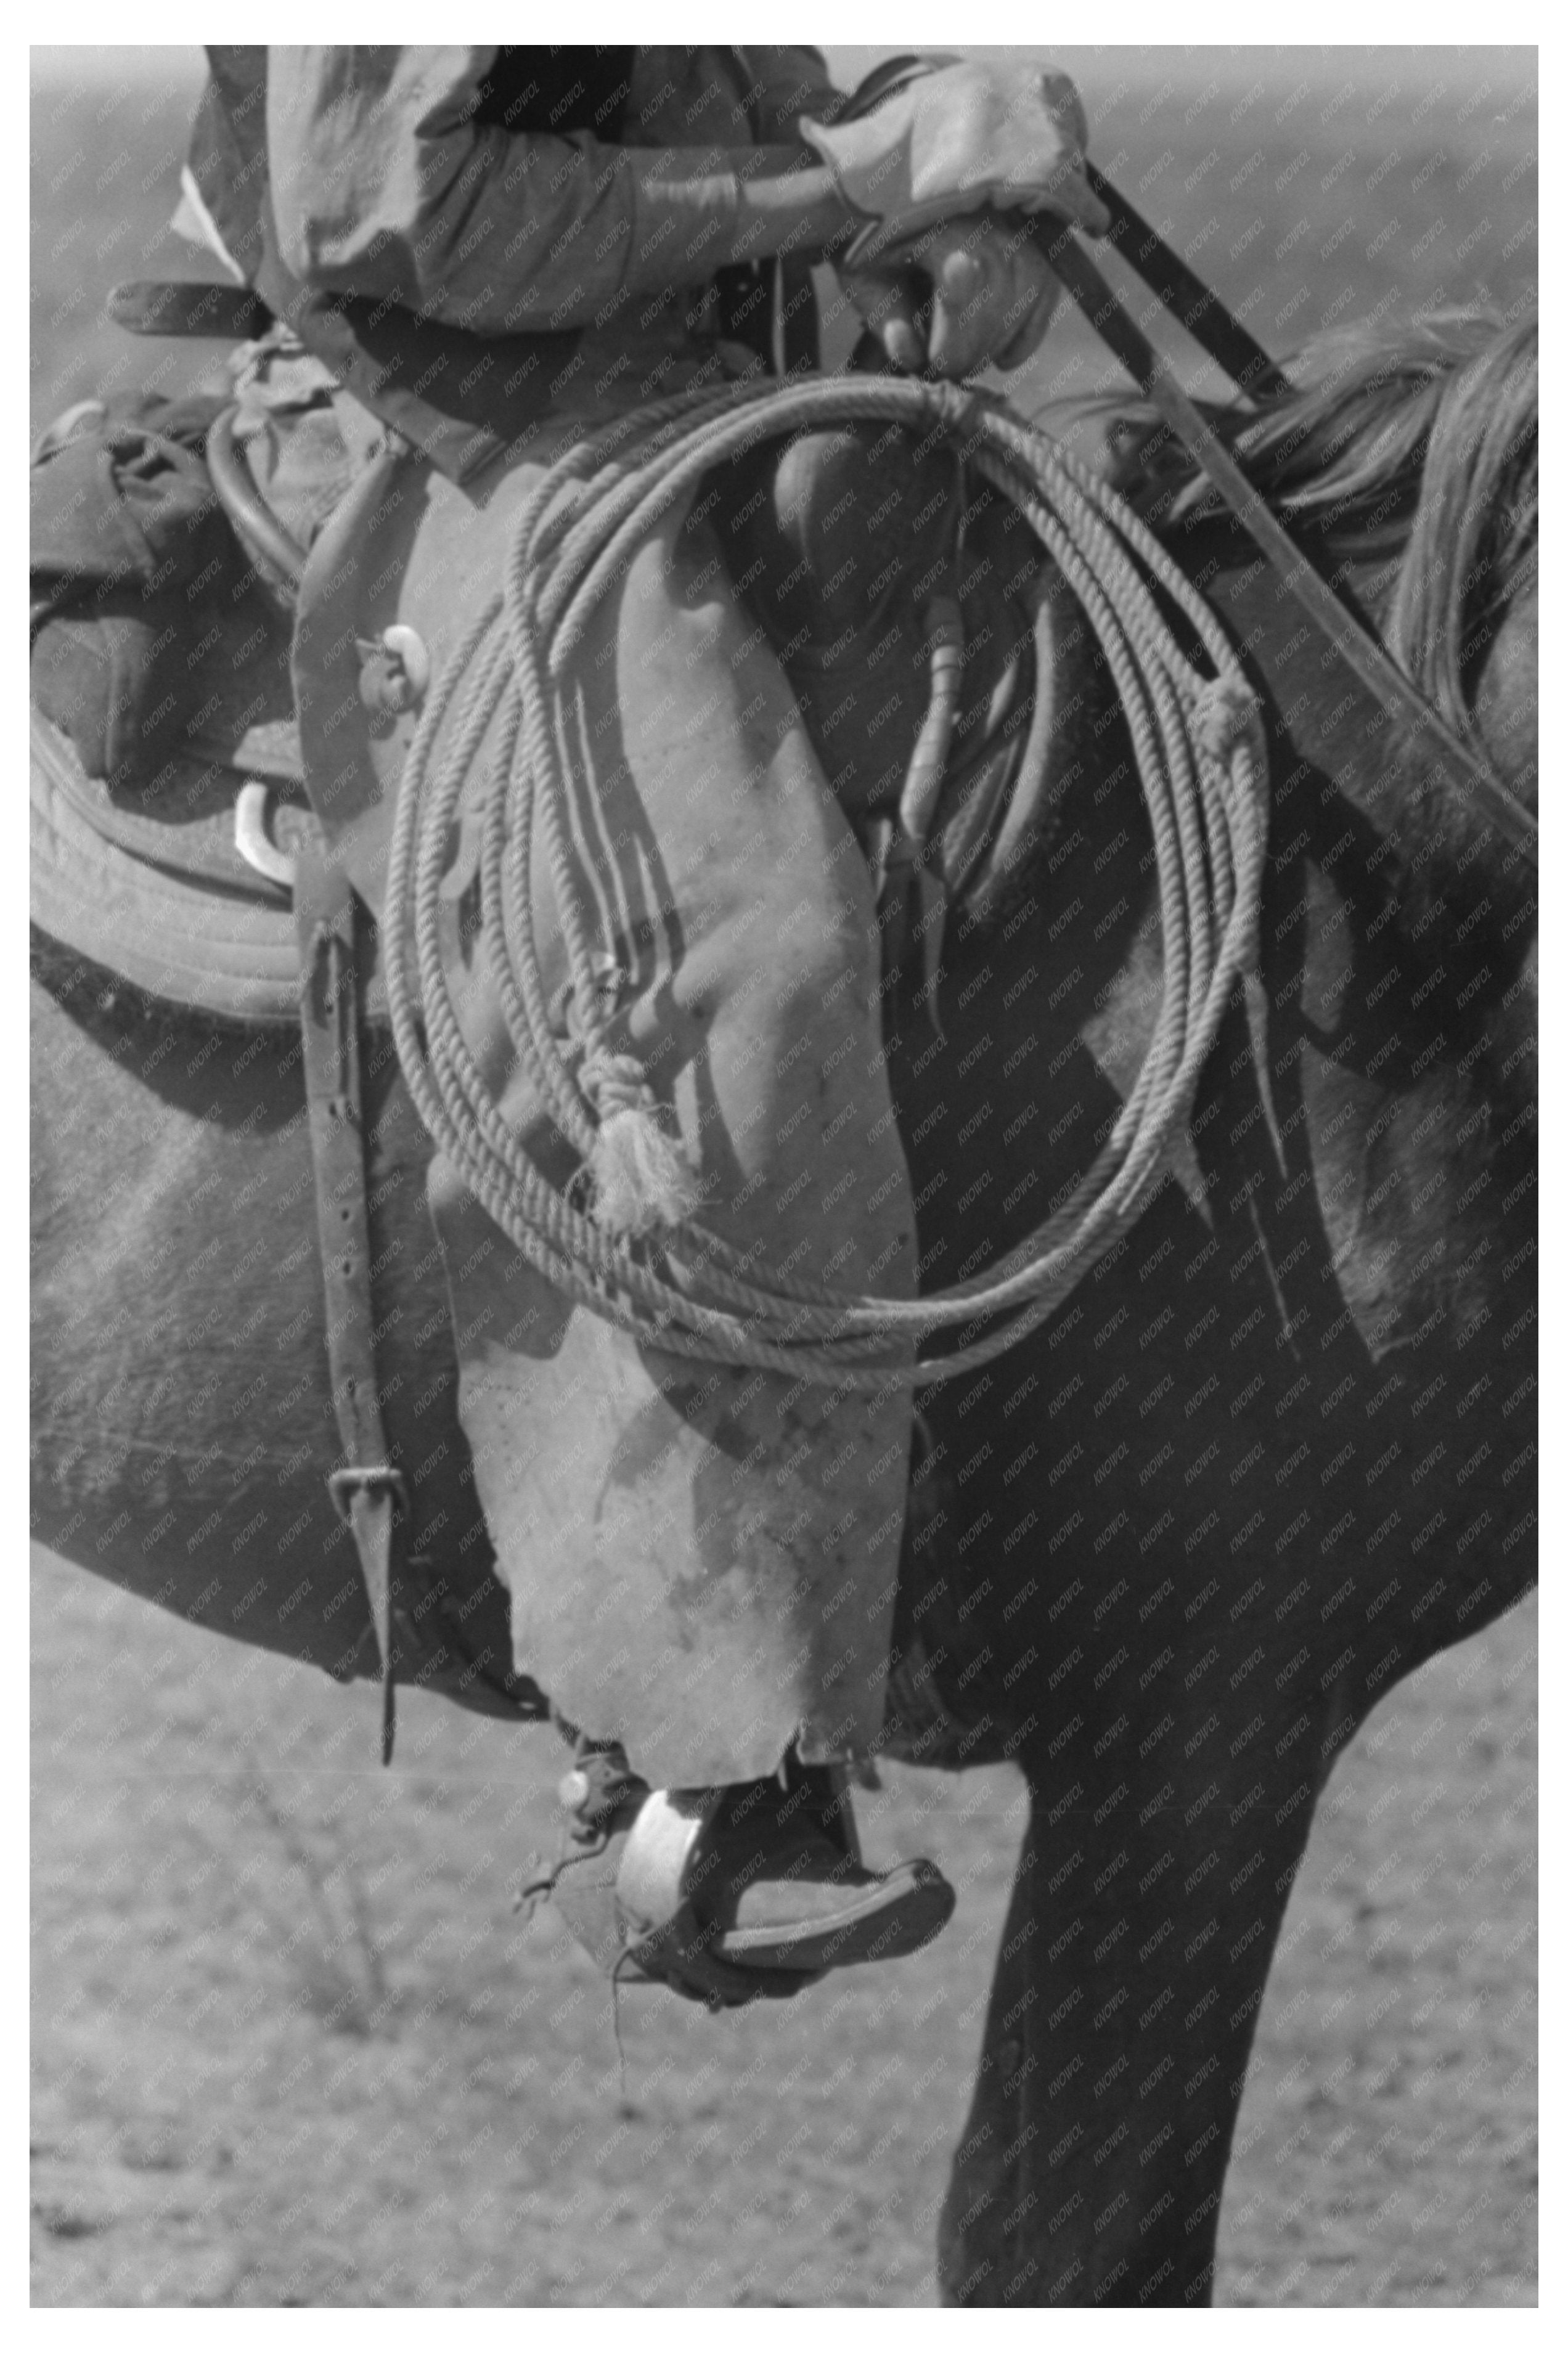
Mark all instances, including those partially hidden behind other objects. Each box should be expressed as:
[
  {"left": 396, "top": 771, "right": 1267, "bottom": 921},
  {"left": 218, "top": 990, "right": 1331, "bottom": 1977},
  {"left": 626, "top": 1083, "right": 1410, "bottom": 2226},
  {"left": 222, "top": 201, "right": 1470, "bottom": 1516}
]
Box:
[{"left": 327, "top": 1464, "right": 409, "bottom": 1524}]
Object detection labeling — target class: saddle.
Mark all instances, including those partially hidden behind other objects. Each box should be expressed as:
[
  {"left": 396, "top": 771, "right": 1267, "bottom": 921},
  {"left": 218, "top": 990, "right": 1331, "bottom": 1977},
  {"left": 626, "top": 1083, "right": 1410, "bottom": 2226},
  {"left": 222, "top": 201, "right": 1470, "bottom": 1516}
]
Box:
[{"left": 29, "top": 391, "right": 317, "bottom": 1021}]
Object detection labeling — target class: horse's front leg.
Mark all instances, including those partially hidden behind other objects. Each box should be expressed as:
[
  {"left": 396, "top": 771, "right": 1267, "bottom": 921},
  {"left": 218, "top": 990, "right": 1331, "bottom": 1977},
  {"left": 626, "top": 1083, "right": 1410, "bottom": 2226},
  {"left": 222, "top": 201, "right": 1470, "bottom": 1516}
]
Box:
[{"left": 937, "top": 1684, "right": 1353, "bottom": 2307}]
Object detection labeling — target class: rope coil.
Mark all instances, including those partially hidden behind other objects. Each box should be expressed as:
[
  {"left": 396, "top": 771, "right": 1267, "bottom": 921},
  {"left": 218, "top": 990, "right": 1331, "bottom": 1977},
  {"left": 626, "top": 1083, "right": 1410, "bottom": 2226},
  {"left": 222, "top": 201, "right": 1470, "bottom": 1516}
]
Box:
[{"left": 383, "top": 373, "right": 1270, "bottom": 1388}]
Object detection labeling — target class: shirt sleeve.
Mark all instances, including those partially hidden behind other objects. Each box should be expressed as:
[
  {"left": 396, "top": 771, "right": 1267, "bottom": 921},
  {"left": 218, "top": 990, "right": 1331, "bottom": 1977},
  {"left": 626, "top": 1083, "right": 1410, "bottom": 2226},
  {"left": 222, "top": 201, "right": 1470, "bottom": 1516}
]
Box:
[{"left": 265, "top": 46, "right": 802, "bottom": 334}]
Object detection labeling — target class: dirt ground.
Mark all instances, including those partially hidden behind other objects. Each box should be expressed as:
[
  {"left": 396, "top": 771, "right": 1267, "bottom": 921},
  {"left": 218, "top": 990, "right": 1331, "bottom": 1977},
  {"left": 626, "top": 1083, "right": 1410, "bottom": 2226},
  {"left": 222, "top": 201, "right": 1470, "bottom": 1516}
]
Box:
[
  {"left": 31, "top": 44, "right": 1536, "bottom": 2310},
  {"left": 31, "top": 1551, "right": 1535, "bottom": 2307}
]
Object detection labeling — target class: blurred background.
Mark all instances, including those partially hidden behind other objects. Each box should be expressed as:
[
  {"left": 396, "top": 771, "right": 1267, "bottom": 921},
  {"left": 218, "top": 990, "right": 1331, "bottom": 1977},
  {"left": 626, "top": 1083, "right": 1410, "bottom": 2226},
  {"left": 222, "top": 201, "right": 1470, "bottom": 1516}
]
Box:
[{"left": 32, "top": 43, "right": 1536, "bottom": 2306}]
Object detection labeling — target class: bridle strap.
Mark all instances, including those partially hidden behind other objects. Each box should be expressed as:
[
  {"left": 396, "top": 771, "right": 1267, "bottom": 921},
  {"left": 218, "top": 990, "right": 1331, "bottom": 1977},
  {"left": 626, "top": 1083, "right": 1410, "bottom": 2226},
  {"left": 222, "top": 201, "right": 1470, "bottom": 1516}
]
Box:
[
  {"left": 1041, "top": 223, "right": 1538, "bottom": 867},
  {"left": 294, "top": 838, "right": 406, "bottom": 1761}
]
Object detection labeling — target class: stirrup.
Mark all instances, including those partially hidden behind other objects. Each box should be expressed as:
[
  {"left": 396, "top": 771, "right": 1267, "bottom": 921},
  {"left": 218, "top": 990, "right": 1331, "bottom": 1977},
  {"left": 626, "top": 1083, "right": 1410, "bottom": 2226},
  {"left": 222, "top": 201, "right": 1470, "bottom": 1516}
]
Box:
[
  {"left": 525, "top": 1755, "right": 954, "bottom": 2005},
  {"left": 521, "top": 1758, "right": 807, "bottom": 2010}
]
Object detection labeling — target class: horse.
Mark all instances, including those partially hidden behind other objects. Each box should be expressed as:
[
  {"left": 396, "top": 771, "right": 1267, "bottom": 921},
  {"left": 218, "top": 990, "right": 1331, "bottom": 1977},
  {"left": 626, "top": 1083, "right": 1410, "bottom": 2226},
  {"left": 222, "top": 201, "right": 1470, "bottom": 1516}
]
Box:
[
  {"left": 30, "top": 303, "right": 1536, "bottom": 2305},
  {"left": 883, "top": 304, "right": 1538, "bottom": 2303}
]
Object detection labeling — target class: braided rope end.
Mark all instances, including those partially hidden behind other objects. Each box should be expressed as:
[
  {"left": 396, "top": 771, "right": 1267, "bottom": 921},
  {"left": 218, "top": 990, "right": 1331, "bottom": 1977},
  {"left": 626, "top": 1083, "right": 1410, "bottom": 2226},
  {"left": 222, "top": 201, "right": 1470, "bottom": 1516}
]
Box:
[
  {"left": 581, "top": 1050, "right": 700, "bottom": 1239},
  {"left": 1191, "top": 670, "right": 1264, "bottom": 768}
]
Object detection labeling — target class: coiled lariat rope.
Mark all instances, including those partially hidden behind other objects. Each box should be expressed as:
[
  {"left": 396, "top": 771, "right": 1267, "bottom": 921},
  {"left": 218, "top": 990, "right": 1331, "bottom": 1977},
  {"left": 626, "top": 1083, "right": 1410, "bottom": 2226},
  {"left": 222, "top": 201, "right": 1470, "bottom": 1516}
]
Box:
[{"left": 383, "top": 372, "right": 1270, "bottom": 1388}]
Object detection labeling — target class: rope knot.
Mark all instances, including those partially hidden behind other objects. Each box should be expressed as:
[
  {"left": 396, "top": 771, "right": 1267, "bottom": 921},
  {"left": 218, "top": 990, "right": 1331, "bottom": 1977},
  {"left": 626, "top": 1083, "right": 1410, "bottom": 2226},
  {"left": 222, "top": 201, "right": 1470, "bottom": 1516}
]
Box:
[
  {"left": 579, "top": 1048, "right": 647, "bottom": 1119},
  {"left": 1191, "top": 671, "right": 1263, "bottom": 765},
  {"left": 579, "top": 1048, "right": 699, "bottom": 1239}
]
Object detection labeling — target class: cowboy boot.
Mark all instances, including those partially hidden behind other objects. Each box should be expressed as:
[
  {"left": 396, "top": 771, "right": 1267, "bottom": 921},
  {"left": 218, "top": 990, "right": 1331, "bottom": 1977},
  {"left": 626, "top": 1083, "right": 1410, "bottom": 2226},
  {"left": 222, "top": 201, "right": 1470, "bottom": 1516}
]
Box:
[{"left": 529, "top": 1748, "right": 955, "bottom": 2005}]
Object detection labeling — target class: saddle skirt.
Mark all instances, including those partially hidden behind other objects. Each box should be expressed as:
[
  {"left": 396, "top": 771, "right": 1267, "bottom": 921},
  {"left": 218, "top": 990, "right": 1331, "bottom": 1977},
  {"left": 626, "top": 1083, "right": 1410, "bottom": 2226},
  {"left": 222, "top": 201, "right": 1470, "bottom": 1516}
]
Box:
[{"left": 29, "top": 706, "right": 322, "bottom": 1024}]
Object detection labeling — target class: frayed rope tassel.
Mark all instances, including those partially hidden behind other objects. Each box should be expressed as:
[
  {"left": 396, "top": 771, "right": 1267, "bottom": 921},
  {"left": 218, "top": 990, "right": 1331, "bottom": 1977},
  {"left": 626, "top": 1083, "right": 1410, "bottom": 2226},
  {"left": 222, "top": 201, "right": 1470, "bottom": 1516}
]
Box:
[{"left": 579, "top": 1049, "right": 700, "bottom": 1239}]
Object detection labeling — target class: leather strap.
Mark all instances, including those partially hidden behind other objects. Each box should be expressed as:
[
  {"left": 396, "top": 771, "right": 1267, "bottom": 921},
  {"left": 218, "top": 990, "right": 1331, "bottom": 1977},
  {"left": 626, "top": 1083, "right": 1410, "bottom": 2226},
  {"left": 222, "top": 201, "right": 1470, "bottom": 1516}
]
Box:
[
  {"left": 1082, "top": 163, "right": 1292, "bottom": 404},
  {"left": 207, "top": 404, "right": 308, "bottom": 595},
  {"left": 108, "top": 279, "right": 275, "bottom": 341},
  {"left": 293, "top": 837, "right": 405, "bottom": 1761}
]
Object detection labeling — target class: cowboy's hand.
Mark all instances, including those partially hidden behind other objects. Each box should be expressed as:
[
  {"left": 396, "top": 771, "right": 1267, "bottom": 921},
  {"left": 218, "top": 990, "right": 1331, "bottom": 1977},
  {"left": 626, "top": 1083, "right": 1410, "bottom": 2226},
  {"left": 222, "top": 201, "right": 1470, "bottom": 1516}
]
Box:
[
  {"left": 843, "top": 213, "right": 1064, "bottom": 378},
  {"left": 802, "top": 58, "right": 1108, "bottom": 264}
]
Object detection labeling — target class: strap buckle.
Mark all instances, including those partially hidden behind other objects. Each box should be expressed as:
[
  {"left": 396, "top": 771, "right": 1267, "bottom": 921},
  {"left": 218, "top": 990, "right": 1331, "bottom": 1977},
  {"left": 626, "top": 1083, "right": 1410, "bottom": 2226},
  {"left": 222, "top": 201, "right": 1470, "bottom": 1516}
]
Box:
[{"left": 327, "top": 1464, "right": 409, "bottom": 1524}]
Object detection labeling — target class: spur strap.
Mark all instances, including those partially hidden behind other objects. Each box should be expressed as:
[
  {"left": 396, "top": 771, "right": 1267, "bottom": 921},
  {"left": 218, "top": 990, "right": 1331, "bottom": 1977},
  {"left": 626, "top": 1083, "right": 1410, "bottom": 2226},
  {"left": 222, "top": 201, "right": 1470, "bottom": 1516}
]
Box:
[{"left": 294, "top": 838, "right": 404, "bottom": 1761}]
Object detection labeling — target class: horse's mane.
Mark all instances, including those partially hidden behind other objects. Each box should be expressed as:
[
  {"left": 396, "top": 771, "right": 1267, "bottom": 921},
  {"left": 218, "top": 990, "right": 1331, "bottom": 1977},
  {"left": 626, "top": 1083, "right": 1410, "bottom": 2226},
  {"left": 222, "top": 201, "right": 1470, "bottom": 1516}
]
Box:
[{"left": 1104, "top": 307, "right": 1538, "bottom": 739}]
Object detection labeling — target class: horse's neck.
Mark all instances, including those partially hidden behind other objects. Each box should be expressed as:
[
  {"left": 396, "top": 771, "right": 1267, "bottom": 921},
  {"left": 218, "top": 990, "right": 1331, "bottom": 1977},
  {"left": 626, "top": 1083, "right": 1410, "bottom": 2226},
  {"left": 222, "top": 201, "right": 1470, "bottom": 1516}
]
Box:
[{"left": 1012, "top": 515, "right": 1535, "bottom": 1178}]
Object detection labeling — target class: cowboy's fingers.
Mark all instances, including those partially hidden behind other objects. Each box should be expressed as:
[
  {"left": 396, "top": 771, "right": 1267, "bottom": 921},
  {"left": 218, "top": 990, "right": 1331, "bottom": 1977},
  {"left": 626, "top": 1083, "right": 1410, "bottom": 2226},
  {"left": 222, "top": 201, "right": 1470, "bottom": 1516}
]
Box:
[
  {"left": 929, "top": 234, "right": 987, "bottom": 312},
  {"left": 840, "top": 264, "right": 929, "bottom": 373},
  {"left": 920, "top": 224, "right": 1008, "bottom": 377},
  {"left": 923, "top": 285, "right": 992, "bottom": 378},
  {"left": 989, "top": 240, "right": 1063, "bottom": 370}
]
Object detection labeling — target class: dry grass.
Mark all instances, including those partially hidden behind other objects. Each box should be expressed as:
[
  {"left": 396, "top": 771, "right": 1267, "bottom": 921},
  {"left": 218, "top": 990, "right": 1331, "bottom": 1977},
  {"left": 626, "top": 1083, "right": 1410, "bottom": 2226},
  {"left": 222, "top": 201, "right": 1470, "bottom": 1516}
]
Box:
[{"left": 31, "top": 1551, "right": 1534, "bottom": 2306}]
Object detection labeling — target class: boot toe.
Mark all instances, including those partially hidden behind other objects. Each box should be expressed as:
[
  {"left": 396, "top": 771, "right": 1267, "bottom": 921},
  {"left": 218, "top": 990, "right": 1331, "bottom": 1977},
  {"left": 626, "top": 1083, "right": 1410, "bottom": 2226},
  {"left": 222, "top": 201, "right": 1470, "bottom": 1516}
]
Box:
[{"left": 713, "top": 1853, "right": 955, "bottom": 1972}]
